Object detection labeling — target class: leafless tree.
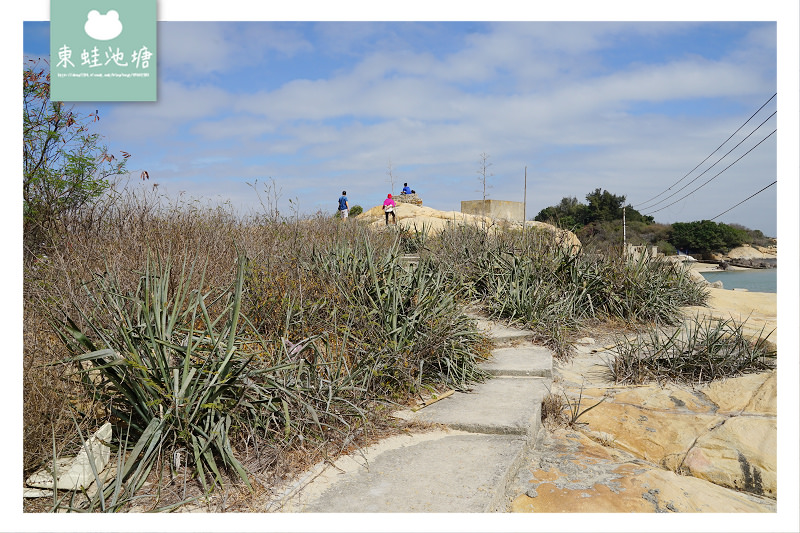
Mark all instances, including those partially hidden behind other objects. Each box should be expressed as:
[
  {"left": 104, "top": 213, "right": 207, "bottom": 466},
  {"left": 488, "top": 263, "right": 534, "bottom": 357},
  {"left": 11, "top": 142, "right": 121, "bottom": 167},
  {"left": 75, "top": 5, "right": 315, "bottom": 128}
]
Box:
[
  {"left": 476, "top": 152, "right": 493, "bottom": 217},
  {"left": 386, "top": 159, "right": 399, "bottom": 196}
]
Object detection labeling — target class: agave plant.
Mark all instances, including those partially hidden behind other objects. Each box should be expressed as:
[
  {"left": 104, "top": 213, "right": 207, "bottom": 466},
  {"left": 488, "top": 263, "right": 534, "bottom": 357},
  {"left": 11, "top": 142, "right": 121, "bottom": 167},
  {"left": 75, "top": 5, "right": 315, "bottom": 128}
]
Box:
[
  {"left": 53, "top": 251, "right": 282, "bottom": 500},
  {"left": 310, "top": 236, "right": 489, "bottom": 393}
]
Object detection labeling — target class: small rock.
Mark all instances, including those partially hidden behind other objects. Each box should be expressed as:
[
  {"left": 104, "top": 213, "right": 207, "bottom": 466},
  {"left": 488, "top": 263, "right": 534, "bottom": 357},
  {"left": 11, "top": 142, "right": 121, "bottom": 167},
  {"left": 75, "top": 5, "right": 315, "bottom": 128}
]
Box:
[
  {"left": 26, "top": 422, "right": 113, "bottom": 491},
  {"left": 23, "top": 487, "right": 54, "bottom": 498}
]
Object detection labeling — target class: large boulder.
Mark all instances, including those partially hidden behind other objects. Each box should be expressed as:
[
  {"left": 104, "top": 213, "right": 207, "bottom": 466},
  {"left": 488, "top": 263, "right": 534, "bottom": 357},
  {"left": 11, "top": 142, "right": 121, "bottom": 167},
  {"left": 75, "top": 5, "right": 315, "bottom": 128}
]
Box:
[{"left": 725, "top": 245, "right": 776, "bottom": 261}]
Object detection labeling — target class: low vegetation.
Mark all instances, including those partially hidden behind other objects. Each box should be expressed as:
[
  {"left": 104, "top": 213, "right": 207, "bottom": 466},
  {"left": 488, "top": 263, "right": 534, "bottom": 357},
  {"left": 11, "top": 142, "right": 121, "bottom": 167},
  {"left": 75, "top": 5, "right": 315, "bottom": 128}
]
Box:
[{"left": 607, "top": 315, "right": 776, "bottom": 385}]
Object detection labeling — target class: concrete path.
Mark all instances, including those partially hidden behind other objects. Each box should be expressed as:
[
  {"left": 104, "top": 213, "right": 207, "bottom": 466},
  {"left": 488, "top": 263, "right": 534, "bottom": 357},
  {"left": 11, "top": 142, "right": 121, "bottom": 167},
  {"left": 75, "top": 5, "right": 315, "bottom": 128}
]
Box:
[{"left": 274, "top": 316, "right": 552, "bottom": 513}]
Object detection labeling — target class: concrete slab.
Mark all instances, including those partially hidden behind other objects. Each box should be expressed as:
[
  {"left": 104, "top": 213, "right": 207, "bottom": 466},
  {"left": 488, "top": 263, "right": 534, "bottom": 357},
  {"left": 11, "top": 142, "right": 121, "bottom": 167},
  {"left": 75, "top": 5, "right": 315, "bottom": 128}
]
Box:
[
  {"left": 298, "top": 432, "right": 528, "bottom": 513},
  {"left": 482, "top": 346, "right": 552, "bottom": 378},
  {"left": 409, "top": 377, "right": 549, "bottom": 436},
  {"left": 474, "top": 319, "right": 536, "bottom": 344}
]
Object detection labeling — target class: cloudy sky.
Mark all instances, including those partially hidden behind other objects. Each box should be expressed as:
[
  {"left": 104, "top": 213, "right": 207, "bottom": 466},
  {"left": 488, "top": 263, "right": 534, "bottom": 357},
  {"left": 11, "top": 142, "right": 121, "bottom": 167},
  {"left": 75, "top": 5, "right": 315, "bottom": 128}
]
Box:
[{"left": 22, "top": 12, "right": 786, "bottom": 235}]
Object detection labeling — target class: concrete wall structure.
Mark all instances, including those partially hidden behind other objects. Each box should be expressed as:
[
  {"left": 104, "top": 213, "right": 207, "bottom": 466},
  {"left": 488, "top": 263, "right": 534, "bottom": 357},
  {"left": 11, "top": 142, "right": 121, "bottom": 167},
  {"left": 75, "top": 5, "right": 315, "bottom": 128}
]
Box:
[{"left": 461, "top": 200, "right": 524, "bottom": 222}]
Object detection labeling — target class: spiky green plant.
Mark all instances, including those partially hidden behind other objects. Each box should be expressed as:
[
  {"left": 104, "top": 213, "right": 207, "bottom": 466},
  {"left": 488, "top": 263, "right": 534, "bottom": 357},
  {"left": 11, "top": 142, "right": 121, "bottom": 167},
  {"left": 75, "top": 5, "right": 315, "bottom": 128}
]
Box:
[
  {"left": 310, "top": 236, "right": 489, "bottom": 393},
  {"left": 52, "top": 250, "right": 374, "bottom": 502},
  {"left": 607, "top": 315, "right": 776, "bottom": 385},
  {"left": 54, "top": 251, "right": 263, "bottom": 493}
]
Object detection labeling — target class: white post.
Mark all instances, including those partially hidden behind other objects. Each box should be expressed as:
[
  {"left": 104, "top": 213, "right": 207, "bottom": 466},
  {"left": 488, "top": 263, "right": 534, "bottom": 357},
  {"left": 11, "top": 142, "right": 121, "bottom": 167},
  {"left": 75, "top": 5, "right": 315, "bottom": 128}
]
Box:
[
  {"left": 523, "top": 166, "right": 527, "bottom": 244},
  {"left": 623, "top": 205, "right": 627, "bottom": 254}
]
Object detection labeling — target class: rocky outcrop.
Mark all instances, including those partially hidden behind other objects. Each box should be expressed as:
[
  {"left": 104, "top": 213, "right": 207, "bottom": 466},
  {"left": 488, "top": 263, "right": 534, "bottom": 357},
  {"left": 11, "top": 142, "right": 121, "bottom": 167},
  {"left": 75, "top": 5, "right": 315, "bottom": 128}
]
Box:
[
  {"left": 548, "top": 288, "right": 778, "bottom": 504},
  {"left": 394, "top": 193, "right": 423, "bottom": 206},
  {"left": 724, "top": 245, "right": 777, "bottom": 269},
  {"left": 356, "top": 203, "right": 581, "bottom": 251}
]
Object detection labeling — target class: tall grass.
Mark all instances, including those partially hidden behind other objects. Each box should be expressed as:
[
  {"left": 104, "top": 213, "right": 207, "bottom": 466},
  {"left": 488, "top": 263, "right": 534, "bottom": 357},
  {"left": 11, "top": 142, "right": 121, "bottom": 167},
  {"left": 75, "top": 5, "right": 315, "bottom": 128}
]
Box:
[{"left": 25, "top": 186, "right": 488, "bottom": 507}]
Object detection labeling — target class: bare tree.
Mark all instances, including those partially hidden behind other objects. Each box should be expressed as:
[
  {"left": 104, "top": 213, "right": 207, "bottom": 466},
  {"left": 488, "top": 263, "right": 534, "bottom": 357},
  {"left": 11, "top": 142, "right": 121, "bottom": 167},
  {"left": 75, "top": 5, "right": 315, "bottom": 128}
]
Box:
[
  {"left": 476, "top": 152, "right": 493, "bottom": 218},
  {"left": 386, "top": 159, "right": 399, "bottom": 196}
]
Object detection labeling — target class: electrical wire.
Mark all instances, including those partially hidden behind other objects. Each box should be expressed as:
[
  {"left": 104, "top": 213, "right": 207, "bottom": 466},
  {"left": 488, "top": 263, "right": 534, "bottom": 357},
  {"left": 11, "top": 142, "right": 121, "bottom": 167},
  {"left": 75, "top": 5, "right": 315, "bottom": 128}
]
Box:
[
  {"left": 633, "top": 93, "right": 777, "bottom": 209},
  {"left": 710, "top": 180, "right": 777, "bottom": 221},
  {"left": 638, "top": 110, "right": 776, "bottom": 211},
  {"left": 643, "top": 128, "right": 776, "bottom": 215}
]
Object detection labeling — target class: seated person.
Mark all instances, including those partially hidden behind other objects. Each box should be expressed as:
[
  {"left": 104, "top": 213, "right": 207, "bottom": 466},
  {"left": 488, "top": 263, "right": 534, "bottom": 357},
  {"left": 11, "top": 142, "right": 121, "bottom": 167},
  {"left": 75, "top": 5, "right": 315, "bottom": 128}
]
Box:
[{"left": 401, "top": 183, "right": 412, "bottom": 195}]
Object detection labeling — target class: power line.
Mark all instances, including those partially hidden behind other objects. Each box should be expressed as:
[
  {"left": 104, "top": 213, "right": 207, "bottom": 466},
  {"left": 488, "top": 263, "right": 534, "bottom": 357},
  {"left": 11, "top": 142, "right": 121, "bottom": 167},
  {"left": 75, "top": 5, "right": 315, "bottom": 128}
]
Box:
[
  {"left": 710, "top": 180, "right": 777, "bottom": 221},
  {"left": 643, "top": 128, "right": 776, "bottom": 215},
  {"left": 633, "top": 93, "right": 777, "bottom": 209},
  {"left": 638, "top": 110, "right": 776, "bottom": 211}
]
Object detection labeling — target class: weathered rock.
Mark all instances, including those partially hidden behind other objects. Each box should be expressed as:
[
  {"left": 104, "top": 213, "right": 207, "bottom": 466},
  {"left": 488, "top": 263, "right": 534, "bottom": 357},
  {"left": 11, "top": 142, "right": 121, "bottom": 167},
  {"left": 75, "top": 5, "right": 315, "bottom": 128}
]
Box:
[
  {"left": 23, "top": 487, "right": 54, "bottom": 498},
  {"left": 356, "top": 203, "right": 581, "bottom": 251},
  {"left": 726, "top": 245, "right": 776, "bottom": 260},
  {"left": 510, "top": 430, "right": 775, "bottom": 513},
  {"left": 26, "top": 422, "right": 113, "bottom": 491},
  {"left": 576, "top": 402, "right": 724, "bottom": 469},
  {"left": 682, "top": 416, "right": 776, "bottom": 497},
  {"left": 611, "top": 384, "right": 712, "bottom": 414},
  {"left": 701, "top": 372, "right": 776, "bottom": 415},
  {"left": 394, "top": 193, "right": 422, "bottom": 206}
]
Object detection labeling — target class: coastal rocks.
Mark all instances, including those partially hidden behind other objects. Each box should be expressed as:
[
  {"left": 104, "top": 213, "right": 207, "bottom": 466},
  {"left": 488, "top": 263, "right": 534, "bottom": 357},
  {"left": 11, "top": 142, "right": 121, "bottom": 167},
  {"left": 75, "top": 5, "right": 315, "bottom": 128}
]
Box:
[
  {"left": 703, "top": 371, "right": 776, "bottom": 415},
  {"left": 511, "top": 429, "right": 775, "bottom": 512},
  {"left": 510, "top": 429, "right": 776, "bottom": 513},
  {"left": 543, "top": 306, "right": 777, "bottom": 511},
  {"left": 727, "top": 244, "right": 776, "bottom": 260},
  {"left": 574, "top": 400, "right": 725, "bottom": 469},
  {"left": 682, "top": 416, "right": 776, "bottom": 497},
  {"left": 724, "top": 245, "right": 777, "bottom": 269}
]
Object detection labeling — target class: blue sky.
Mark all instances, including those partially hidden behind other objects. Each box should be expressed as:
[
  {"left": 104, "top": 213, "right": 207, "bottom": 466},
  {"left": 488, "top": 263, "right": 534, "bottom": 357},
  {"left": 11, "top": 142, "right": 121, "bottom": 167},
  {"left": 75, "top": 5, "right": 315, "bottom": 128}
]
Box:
[{"left": 23, "top": 18, "right": 782, "bottom": 235}]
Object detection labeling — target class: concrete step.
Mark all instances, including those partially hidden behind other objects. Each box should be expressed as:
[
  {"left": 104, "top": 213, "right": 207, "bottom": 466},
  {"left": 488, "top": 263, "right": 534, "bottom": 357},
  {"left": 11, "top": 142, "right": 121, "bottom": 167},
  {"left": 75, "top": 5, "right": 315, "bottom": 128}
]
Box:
[
  {"left": 399, "top": 377, "right": 550, "bottom": 436},
  {"left": 482, "top": 345, "right": 552, "bottom": 378},
  {"left": 474, "top": 318, "right": 536, "bottom": 344},
  {"left": 284, "top": 430, "right": 528, "bottom": 513}
]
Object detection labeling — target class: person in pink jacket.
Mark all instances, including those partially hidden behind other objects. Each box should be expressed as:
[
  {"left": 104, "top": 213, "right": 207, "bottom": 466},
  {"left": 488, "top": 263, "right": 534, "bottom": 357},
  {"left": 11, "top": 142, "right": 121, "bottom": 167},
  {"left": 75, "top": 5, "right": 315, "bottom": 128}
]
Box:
[{"left": 382, "top": 194, "right": 396, "bottom": 226}]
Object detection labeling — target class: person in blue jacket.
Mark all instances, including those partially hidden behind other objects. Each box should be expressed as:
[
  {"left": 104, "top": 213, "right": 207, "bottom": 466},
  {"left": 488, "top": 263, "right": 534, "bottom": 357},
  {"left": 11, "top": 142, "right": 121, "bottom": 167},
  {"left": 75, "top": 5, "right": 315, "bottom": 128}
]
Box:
[
  {"left": 338, "top": 191, "right": 349, "bottom": 219},
  {"left": 401, "top": 183, "right": 412, "bottom": 195}
]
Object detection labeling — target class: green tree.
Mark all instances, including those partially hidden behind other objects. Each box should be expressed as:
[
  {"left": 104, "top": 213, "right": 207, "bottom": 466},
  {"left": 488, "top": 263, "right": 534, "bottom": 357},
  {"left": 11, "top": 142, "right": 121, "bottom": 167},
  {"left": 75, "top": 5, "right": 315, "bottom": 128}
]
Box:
[
  {"left": 24, "top": 60, "right": 130, "bottom": 251},
  {"left": 669, "top": 220, "right": 748, "bottom": 255},
  {"left": 534, "top": 196, "right": 588, "bottom": 229},
  {"left": 535, "top": 190, "right": 652, "bottom": 229},
  {"left": 585, "top": 188, "right": 625, "bottom": 222}
]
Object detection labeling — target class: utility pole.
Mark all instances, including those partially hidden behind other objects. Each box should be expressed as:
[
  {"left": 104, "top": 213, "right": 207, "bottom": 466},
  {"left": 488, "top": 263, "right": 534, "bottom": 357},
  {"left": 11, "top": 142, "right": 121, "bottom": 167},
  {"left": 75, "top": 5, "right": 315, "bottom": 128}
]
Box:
[
  {"left": 623, "top": 205, "right": 627, "bottom": 254},
  {"left": 523, "top": 166, "right": 527, "bottom": 246}
]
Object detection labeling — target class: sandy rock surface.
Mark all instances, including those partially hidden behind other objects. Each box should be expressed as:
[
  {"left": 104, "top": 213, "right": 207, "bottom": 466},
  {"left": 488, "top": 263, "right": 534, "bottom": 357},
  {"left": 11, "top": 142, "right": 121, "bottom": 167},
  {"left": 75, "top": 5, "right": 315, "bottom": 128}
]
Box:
[
  {"left": 356, "top": 203, "right": 581, "bottom": 250},
  {"left": 515, "top": 284, "right": 778, "bottom": 512}
]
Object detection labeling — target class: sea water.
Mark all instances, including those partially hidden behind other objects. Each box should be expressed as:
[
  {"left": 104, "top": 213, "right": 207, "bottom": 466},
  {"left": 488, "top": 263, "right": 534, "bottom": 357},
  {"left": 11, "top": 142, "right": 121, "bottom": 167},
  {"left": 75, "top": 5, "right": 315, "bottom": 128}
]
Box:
[{"left": 700, "top": 269, "right": 777, "bottom": 293}]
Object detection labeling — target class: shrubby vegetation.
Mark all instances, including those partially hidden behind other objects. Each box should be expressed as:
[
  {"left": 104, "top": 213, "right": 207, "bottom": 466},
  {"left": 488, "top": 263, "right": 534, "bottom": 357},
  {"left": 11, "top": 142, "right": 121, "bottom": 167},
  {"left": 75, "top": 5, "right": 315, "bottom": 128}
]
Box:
[{"left": 535, "top": 189, "right": 772, "bottom": 256}]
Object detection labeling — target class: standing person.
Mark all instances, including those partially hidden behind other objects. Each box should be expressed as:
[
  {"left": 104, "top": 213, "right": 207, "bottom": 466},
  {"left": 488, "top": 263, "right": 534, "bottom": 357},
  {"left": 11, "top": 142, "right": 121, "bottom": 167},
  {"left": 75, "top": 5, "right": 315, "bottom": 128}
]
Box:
[
  {"left": 338, "top": 190, "right": 349, "bottom": 219},
  {"left": 401, "top": 182, "right": 412, "bottom": 195},
  {"left": 383, "top": 193, "right": 396, "bottom": 225}
]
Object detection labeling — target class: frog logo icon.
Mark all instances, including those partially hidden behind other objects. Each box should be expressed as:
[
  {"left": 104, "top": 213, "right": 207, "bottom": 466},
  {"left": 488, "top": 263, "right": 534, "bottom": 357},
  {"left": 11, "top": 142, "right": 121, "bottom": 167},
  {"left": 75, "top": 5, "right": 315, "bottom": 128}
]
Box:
[{"left": 84, "top": 10, "right": 123, "bottom": 41}]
